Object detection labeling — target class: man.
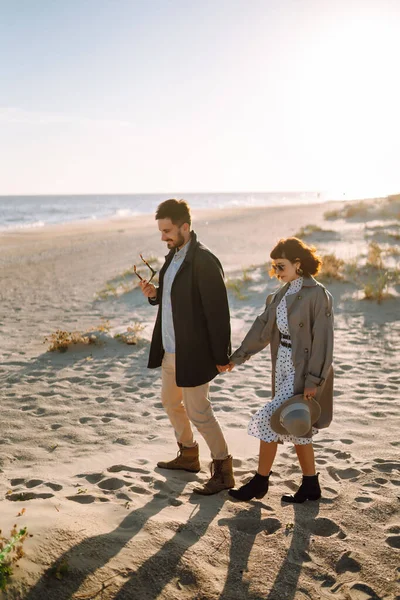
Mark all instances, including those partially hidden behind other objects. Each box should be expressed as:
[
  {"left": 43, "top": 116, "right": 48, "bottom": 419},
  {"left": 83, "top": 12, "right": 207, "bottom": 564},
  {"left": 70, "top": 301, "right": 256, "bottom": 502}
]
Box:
[{"left": 139, "top": 198, "right": 234, "bottom": 495}]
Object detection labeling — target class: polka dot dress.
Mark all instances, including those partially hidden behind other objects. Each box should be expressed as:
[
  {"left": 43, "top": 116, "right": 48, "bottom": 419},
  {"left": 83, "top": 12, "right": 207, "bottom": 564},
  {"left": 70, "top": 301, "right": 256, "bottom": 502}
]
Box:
[{"left": 248, "top": 276, "right": 315, "bottom": 445}]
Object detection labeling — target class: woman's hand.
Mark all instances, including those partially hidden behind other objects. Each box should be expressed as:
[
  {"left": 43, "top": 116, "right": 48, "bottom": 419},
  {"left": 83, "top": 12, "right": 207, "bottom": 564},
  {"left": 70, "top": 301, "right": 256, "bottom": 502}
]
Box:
[
  {"left": 304, "top": 387, "right": 317, "bottom": 401},
  {"left": 216, "top": 361, "right": 235, "bottom": 373}
]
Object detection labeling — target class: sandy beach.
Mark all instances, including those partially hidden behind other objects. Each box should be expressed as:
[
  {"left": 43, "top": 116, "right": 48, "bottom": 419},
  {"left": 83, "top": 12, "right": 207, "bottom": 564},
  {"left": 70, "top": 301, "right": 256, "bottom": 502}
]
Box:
[{"left": 0, "top": 197, "right": 399, "bottom": 600}]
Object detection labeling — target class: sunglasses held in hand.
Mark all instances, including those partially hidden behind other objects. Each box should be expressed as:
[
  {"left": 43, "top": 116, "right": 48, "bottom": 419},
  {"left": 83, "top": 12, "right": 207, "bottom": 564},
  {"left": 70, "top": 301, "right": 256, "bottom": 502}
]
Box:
[{"left": 133, "top": 254, "right": 157, "bottom": 283}]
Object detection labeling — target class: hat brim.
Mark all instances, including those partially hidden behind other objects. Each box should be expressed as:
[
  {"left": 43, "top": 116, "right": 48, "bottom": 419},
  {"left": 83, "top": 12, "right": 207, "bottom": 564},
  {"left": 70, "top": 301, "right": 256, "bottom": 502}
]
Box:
[{"left": 270, "top": 394, "right": 321, "bottom": 437}]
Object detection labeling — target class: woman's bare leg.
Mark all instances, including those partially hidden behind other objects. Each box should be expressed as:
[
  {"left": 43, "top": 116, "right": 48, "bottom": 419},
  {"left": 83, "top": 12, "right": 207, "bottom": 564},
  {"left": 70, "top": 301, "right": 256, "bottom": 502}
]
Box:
[
  {"left": 294, "top": 443, "right": 316, "bottom": 476},
  {"left": 258, "top": 440, "right": 278, "bottom": 476}
]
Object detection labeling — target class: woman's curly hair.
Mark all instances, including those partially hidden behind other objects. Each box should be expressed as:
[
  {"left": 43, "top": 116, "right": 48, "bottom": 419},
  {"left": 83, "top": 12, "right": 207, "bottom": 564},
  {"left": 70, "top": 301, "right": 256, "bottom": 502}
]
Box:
[{"left": 269, "top": 237, "right": 322, "bottom": 277}]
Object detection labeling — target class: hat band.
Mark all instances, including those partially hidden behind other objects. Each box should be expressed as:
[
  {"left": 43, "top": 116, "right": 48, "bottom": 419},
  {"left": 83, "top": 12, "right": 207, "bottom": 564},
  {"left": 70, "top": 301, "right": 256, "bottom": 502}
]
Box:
[{"left": 280, "top": 402, "right": 310, "bottom": 423}]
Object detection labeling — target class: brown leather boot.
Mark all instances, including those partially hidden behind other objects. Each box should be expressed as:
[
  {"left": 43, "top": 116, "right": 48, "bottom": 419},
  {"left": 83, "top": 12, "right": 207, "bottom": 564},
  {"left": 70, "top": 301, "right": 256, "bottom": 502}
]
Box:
[
  {"left": 157, "top": 443, "right": 200, "bottom": 473},
  {"left": 193, "top": 455, "right": 235, "bottom": 495}
]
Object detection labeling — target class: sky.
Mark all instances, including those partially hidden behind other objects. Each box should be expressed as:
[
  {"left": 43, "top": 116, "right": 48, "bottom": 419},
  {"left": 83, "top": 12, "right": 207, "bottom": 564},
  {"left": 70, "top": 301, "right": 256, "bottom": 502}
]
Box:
[{"left": 1, "top": 0, "right": 399, "bottom": 196}]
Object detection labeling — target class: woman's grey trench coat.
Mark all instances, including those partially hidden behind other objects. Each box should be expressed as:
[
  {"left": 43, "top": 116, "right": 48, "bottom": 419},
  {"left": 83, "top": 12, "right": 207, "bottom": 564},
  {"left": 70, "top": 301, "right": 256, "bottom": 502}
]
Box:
[{"left": 231, "top": 276, "right": 334, "bottom": 430}]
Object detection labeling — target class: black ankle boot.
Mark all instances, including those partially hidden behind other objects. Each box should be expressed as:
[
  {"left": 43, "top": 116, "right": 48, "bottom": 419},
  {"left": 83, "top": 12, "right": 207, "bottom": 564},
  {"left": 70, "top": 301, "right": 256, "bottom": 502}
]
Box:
[
  {"left": 228, "top": 471, "right": 271, "bottom": 502},
  {"left": 282, "top": 473, "right": 321, "bottom": 503}
]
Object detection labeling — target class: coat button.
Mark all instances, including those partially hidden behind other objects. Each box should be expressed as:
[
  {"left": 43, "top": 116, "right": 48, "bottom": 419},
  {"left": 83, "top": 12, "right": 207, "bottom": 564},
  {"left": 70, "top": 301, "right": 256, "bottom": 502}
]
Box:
[
  {"left": 297, "top": 295, "right": 302, "bottom": 300},
  {"left": 326, "top": 312, "right": 331, "bottom": 317},
  {"left": 304, "top": 348, "right": 309, "bottom": 353},
  {"left": 299, "top": 322, "right": 304, "bottom": 327}
]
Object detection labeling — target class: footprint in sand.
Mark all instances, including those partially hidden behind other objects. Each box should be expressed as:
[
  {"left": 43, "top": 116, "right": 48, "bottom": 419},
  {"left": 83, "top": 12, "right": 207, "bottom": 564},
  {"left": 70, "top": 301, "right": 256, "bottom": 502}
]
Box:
[
  {"left": 220, "top": 517, "right": 281, "bottom": 535},
  {"left": 355, "top": 496, "right": 373, "bottom": 504},
  {"left": 129, "top": 485, "right": 152, "bottom": 495},
  {"left": 108, "top": 464, "right": 151, "bottom": 475},
  {"left": 372, "top": 458, "right": 400, "bottom": 473},
  {"left": 335, "top": 551, "right": 361, "bottom": 574},
  {"left": 67, "top": 494, "right": 110, "bottom": 504},
  {"left": 79, "top": 416, "right": 96, "bottom": 424},
  {"left": 9, "top": 477, "right": 62, "bottom": 496},
  {"left": 77, "top": 472, "right": 105, "bottom": 484},
  {"left": 349, "top": 582, "right": 382, "bottom": 599},
  {"left": 385, "top": 525, "right": 400, "bottom": 549},
  {"left": 7, "top": 491, "right": 54, "bottom": 501},
  {"left": 309, "top": 518, "right": 341, "bottom": 537},
  {"left": 98, "top": 477, "right": 130, "bottom": 490},
  {"left": 334, "top": 467, "right": 362, "bottom": 480}
]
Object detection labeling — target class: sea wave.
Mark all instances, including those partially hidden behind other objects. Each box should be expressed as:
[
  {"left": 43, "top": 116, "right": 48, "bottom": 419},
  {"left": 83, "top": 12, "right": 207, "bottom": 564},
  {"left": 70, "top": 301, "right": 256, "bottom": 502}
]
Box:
[{"left": 0, "top": 220, "right": 45, "bottom": 231}]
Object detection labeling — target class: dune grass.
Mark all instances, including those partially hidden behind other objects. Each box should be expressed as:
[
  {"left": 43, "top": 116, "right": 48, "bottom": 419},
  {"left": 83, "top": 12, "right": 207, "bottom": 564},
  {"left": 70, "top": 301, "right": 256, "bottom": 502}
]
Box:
[
  {"left": 317, "top": 254, "right": 345, "bottom": 282},
  {"left": 114, "top": 322, "right": 146, "bottom": 345},
  {"left": 0, "top": 525, "right": 28, "bottom": 591},
  {"left": 294, "top": 224, "right": 325, "bottom": 238}
]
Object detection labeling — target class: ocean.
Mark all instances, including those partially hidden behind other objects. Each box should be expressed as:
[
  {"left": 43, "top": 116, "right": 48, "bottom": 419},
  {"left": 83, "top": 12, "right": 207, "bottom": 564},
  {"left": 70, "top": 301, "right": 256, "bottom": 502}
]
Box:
[{"left": 0, "top": 192, "right": 326, "bottom": 231}]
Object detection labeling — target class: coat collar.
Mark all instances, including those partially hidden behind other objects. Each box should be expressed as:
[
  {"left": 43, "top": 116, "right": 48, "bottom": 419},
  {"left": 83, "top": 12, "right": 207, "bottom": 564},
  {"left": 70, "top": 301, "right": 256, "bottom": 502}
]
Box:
[
  {"left": 270, "top": 275, "right": 319, "bottom": 305},
  {"left": 302, "top": 275, "right": 318, "bottom": 287}
]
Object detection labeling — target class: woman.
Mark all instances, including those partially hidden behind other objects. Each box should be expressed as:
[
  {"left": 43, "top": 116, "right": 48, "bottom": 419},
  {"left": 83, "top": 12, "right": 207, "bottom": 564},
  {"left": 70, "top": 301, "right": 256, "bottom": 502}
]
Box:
[{"left": 227, "top": 237, "right": 334, "bottom": 503}]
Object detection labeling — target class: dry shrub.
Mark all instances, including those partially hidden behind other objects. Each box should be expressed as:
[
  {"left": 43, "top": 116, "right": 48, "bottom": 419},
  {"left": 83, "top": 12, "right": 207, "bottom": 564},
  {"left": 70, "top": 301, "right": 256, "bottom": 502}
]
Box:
[
  {"left": 388, "top": 193, "right": 400, "bottom": 203},
  {"left": 294, "top": 224, "right": 324, "bottom": 238},
  {"left": 343, "top": 201, "right": 370, "bottom": 218},
  {"left": 324, "top": 208, "right": 342, "bottom": 219},
  {"left": 363, "top": 271, "right": 391, "bottom": 304},
  {"left": 367, "top": 242, "right": 384, "bottom": 269},
  {"left": 114, "top": 322, "right": 145, "bottom": 345},
  {"left": 317, "top": 254, "right": 345, "bottom": 281},
  {"left": 324, "top": 202, "right": 370, "bottom": 220},
  {"left": 45, "top": 321, "right": 111, "bottom": 352},
  {"left": 385, "top": 245, "right": 400, "bottom": 257}
]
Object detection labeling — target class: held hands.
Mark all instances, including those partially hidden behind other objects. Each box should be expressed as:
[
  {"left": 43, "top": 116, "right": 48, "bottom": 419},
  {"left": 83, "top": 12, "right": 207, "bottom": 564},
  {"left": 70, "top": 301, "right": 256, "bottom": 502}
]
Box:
[
  {"left": 139, "top": 279, "right": 157, "bottom": 299},
  {"left": 216, "top": 361, "right": 235, "bottom": 373},
  {"left": 304, "top": 387, "right": 317, "bottom": 401}
]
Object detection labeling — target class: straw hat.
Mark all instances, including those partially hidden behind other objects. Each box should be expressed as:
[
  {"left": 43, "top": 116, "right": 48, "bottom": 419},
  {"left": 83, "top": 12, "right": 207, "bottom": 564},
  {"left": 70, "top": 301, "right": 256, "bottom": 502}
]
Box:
[{"left": 270, "top": 394, "right": 321, "bottom": 437}]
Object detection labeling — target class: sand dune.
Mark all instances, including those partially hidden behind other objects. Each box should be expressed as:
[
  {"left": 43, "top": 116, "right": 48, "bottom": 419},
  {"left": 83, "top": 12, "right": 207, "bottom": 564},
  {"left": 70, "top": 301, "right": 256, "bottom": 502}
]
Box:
[{"left": 0, "top": 198, "right": 399, "bottom": 599}]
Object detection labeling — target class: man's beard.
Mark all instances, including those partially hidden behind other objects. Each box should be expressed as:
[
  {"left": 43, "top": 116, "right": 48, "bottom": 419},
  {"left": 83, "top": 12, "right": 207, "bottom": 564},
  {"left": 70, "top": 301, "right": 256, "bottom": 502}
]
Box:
[{"left": 167, "top": 232, "right": 185, "bottom": 249}]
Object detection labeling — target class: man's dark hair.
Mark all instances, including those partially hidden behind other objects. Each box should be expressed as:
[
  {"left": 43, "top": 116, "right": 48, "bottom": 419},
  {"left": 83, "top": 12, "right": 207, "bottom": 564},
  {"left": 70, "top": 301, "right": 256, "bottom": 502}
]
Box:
[{"left": 155, "top": 198, "right": 191, "bottom": 227}]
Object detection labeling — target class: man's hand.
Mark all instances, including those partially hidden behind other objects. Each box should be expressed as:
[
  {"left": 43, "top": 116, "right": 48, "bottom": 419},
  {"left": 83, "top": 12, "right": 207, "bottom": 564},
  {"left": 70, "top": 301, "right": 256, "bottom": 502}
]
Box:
[
  {"left": 216, "top": 361, "right": 235, "bottom": 373},
  {"left": 139, "top": 279, "right": 157, "bottom": 299},
  {"left": 304, "top": 387, "right": 317, "bottom": 401}
]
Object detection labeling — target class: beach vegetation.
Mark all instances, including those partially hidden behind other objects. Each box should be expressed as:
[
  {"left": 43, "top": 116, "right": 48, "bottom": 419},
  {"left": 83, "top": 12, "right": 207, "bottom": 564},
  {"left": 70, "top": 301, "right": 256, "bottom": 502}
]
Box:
[
  {"left": 317, "top": 253, "right": 345, "bottom": 281},
  {"left": 294, "top": 224, "right": 324, "bottom": 238},
  {"left": 0, "top": 525, "right": 28, "bottom": 590},
  {"left": 366, "top": 242, "right": 384, "bottom": 269},
  {"left": 324, "top": 200, "right": 370, "bottom": 220},
  {"left": 323, "top": 208, "right": 342, "bottom": 219},
  {"left": 226, "top": 278, "right": 247, "bottom": 300},
  {"left": 96, "top": 257, "right": 160, "bottom": 300},
  {"left": 324, "top": 201, "right": 370, "bottom": 220},
  {"left": 325, "top": 195, "right": 400, "bottom": 222},
  {"left": 241, "top": 268, "right": 253, "bottom": 282},
  {"left": 114, "top": 322, "right": 146, "bottom": 345},
  {"left": 45, "top": 320, "right": 110, "bottom": 352},
  {"left": 362, "top": 271, "right": 391, "bottom": 304},
  {"left": 385, "top": 245, "right": 400, "bottom": 257}
]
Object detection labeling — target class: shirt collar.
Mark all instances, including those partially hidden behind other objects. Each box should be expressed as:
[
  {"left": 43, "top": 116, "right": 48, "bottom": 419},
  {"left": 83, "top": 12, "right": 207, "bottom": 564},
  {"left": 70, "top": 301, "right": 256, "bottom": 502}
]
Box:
[{"left": 174, "top": 239, "right": 191, "bottom": 259}]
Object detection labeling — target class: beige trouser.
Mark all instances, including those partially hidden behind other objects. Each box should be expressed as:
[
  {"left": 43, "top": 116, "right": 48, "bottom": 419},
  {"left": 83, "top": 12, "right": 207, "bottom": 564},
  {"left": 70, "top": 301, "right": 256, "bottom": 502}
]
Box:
[{"left": 161, "top": 352, "right": 229, "bottom": 460}]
